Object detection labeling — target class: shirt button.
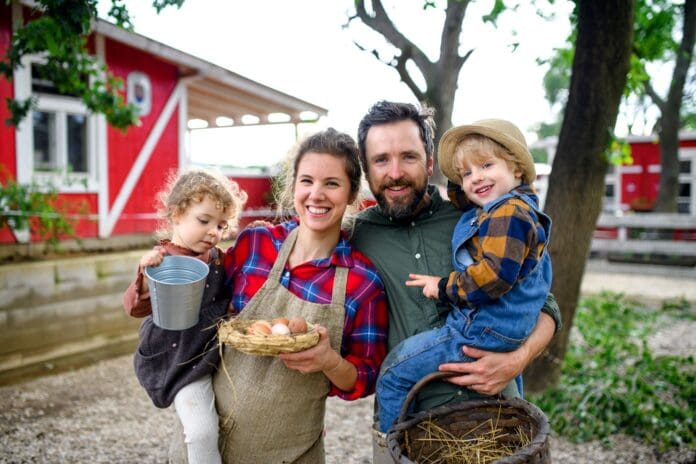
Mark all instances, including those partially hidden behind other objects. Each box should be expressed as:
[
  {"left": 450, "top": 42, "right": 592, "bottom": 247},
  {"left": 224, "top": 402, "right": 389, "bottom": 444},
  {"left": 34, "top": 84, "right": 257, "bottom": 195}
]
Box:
[
  {"left": 212, "top": 297, "right": 216, "bottom": 302},
  {"left": 457, "top": 390, "right": 463, "bottom": 396},
  {"left": 206, "top": 284, "right": 210, "bottom": 288},
  {"left": 411, "top": 221, "right": 415, "bottom": 227},
  {"left": 172, "top": 343, "right": 177, "bottom": 348},
  {"left": 415, "top": 253, "right": 421, "bottom": 259}
]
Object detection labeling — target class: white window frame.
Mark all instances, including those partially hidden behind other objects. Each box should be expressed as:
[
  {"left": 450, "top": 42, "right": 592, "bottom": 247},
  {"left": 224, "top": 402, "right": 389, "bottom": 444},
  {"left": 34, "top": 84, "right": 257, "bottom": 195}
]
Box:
[
  {"left": 678, "top": 147, "right": 696, "bottom": 215},
  {"left": 14, "top": 55, "right": 99, "bottom": 192},
  {"left": 603, "top": 164, "right": 623, "bottom": 213}
]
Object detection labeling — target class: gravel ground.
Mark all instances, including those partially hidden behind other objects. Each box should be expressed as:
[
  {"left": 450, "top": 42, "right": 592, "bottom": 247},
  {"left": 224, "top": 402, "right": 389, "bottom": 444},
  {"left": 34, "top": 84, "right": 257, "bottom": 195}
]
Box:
[
  {"left": 1, "top": 344, "right": 694, "bottom": 464},
  {"left": 2, "top": 260, "right": 694, "bottom": 463}
]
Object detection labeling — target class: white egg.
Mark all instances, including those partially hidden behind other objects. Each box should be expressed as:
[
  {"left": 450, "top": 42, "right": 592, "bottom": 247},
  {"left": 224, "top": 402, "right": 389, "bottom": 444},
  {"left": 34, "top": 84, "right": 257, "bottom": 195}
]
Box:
[{"left": 271, "top": 323, "right": 291, "bottom": 335}]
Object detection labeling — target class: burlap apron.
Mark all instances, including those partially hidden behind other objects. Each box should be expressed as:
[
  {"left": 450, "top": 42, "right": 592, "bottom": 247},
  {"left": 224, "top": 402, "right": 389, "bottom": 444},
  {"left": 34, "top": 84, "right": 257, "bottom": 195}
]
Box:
[{"left": 214, "top": 227, "right": 347, "bottom": 464}]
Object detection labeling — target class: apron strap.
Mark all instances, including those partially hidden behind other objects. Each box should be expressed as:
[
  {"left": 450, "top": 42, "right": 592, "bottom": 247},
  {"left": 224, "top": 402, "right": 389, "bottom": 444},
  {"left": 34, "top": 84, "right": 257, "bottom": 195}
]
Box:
[
  {"left": 265, "top": 226, "right": 299, "bottom": 288},
  {"left": 331, "top": 266, "right": 348, "bottom": 307}
]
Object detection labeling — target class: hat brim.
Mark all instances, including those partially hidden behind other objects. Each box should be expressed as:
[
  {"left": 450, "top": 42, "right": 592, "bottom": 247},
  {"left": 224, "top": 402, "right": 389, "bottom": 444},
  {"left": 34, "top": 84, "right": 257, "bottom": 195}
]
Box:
[{"left": 438, "top": 123, "right": 536, "bottom": 185}]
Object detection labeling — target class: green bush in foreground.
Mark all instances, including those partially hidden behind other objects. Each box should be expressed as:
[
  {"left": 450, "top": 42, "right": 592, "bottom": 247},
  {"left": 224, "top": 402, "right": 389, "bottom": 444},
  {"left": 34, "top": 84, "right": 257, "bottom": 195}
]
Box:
[{"left": 530, "top": 292, "right": 695, "bottom": 450}]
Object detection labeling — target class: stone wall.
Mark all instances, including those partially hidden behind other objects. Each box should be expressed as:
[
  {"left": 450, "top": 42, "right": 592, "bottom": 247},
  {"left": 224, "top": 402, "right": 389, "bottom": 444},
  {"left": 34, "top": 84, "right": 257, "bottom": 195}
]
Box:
[{"left": 0, "top": 250, "right": 146, "bottom": 385}]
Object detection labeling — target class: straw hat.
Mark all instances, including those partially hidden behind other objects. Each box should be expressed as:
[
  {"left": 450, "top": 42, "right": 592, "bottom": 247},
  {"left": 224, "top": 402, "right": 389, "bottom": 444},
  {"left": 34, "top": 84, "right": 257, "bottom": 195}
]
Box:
[{"left": 438, "top": 118, "right": 536, "bottom": 185}]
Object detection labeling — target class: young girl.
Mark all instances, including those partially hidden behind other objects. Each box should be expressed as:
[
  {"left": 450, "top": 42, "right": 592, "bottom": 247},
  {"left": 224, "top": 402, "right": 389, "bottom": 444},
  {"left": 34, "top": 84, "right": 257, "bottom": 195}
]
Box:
[{"left": 123, "top": 168, "right": 246, "bottom": 464}]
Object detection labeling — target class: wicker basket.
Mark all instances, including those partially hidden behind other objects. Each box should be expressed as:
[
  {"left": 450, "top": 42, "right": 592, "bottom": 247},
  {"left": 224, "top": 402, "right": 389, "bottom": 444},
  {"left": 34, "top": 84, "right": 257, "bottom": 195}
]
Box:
[
  {"left": 386, "top": 372, "right": 551, "bottom": 464},
  {"left": 217, "top": 318, "right": 320, "bottom": 356}
]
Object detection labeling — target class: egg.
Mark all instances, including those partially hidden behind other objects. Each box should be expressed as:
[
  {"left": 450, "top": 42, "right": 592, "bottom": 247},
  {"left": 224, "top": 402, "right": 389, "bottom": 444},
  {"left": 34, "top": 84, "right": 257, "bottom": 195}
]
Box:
[
  {"left": 247, "top": 320, "right": 272, "bottom": 335},
  {"left": 288, "top": 317, "right": 308, "bottom": 334},
  {"left": 271, "top": 317, "right": 290, "bottom": 326},
  {"left": 271, "top": 323, "right": 291, "bottom": 336}
]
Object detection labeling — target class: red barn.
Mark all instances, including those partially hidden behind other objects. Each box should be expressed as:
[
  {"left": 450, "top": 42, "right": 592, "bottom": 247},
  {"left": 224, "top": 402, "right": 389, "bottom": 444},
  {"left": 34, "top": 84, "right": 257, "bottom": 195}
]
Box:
[
  {"left": 607, "top": 133, "right": 696, "bottom": 215},
  {"left": 0, "top": 0, "right": 326, "bottom": 246},
  {"left": 531, "top": 132, "right": 696, "bottom": 216}
]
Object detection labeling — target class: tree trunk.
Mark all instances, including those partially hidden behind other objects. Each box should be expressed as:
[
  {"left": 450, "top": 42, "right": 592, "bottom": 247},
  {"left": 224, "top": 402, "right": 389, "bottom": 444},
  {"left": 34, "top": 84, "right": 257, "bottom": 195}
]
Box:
[
  {"left": 654, "top": 111, "right": 682, "bottom": 213},
  {"left": 653, "top": 0, "right": 696, "bottom": 213},
  {"left": 350, "top": 0, "right": 470, "bottom": 187},
  {"left": 426, "top": 68, "right": 457, "bottom": 186},
  {"left": 524, "top": 0, "right": 635, "bottom": 393}
]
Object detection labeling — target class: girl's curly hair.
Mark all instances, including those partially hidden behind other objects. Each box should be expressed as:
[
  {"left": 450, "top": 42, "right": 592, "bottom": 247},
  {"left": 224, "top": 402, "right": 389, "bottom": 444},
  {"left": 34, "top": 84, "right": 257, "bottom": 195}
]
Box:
[{"left": 156, "top": 168, "right": 247, "bottom": 239}]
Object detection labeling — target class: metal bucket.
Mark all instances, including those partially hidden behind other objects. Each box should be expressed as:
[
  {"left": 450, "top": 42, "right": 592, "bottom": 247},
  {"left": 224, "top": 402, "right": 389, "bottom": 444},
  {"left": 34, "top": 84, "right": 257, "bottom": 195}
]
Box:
[{"left": 144, "top": 255, "right": 209, "bottom": 330}]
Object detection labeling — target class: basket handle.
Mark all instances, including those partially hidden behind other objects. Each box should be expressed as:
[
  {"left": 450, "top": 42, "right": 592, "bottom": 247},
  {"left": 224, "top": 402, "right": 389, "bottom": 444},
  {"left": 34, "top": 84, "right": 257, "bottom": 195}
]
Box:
[{"left": 396, "top": 371, "right": 458, "bottom": 425}]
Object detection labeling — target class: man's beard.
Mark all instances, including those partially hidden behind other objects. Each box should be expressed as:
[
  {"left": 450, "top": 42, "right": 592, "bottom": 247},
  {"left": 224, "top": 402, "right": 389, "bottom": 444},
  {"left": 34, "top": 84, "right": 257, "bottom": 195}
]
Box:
[{"left": 372, "top": 177, "right": 428, "bottom": 221}]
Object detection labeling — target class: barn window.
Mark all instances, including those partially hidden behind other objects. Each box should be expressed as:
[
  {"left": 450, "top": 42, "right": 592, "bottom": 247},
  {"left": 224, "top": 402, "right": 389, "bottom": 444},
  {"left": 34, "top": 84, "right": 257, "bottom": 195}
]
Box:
[
  {"left": 677, "top": 151, "right": 695, "bottom": 215},
  {"left": 603, "top": 164, "right": 620, "bottom": 213},
  {"left": 16, "top": 59, "right": 97, "bottom": 191}
]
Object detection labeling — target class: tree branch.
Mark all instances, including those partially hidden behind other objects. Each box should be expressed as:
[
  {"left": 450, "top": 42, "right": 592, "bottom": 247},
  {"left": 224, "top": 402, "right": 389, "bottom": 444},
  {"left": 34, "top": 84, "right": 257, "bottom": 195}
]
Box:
[
  {"left": 395, "top": 47, "right": 426, "bottom": 101},
  {"left": 666, "top": 0, "right": 696, "bottom": 108},
  {"left": 354, "top": 0, "right": 434, "bottom": 78},
  {"left": 643, "top": 77, "right": 665, "bottom": 112},
  {"left": 440, "top": 0, "right": 470, "bottom": 72}
]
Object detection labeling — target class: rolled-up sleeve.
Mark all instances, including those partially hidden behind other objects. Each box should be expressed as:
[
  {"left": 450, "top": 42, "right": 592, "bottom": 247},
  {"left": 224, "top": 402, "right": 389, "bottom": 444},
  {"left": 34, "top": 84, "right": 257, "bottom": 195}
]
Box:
[{"left": 329, "top": 260, "right": 388, "bottom": 400}]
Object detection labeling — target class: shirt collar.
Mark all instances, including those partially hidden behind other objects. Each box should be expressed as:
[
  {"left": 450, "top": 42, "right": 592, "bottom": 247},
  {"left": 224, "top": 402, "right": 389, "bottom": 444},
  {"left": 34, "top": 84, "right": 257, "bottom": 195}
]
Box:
[
  {"left": 284, "top": 219, "right": 354, "bottom": 269},
  {"left": 160, "top": 239, "right": 211, "bottom": 262}
]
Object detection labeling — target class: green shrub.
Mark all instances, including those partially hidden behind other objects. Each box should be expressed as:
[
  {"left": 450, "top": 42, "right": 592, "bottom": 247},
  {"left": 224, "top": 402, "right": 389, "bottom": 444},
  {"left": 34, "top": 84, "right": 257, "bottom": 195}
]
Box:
[
  {"left": 530, "top": 292, "right": 695, "bottom": 450},
  {"left": 0, "top": 175, "right": 80, "bottom": 250}
]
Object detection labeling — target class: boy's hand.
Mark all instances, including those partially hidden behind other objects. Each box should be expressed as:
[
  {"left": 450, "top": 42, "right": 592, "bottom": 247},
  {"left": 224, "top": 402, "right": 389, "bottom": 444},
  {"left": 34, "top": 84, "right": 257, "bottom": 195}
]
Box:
[
  {"left": 139, "top": 247, "right": 165, "bottom": 269},
  {"left": 406, "top": 273, "right": 441, "bottom": 299}
]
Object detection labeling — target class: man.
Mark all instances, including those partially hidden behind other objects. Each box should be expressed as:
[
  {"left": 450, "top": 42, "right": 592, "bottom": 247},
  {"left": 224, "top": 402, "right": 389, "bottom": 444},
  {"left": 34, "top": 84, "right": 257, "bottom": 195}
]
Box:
[{"left": 351, "top": 101, "right": 560, "bottom": 427}]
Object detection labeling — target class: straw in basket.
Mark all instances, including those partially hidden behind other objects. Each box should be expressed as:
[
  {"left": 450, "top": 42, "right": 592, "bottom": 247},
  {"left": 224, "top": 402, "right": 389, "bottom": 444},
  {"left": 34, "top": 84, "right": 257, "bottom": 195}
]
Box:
[
  {"left": 218, "top": 318, "right": 320, "bottom": 356},
  {"left": 386, "top": 371, "right": 551, "bottom": 464}
]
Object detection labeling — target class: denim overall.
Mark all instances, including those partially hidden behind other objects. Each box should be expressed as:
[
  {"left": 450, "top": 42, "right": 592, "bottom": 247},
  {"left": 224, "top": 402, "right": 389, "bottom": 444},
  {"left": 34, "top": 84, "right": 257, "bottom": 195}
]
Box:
[{"left": 376, "top": 190, "right": 552, "bottom": 432}]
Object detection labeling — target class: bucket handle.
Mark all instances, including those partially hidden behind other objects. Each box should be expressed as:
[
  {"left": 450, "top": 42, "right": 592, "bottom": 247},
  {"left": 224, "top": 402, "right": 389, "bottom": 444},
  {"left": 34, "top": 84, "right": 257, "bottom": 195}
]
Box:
[
  {"left": 395, "top": 371, "right": 506, "bottom": 426},
  {"left": 396, "top": 371, "right": 458, "bottom": 425}
]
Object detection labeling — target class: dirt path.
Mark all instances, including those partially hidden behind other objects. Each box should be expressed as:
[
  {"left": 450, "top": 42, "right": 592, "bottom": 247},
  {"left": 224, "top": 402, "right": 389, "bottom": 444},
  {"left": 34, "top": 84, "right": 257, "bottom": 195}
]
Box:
[
  {"left": 1, "top": 353, "right": 693, "bottom": 464},
  {"left": 1, "top": 260, "right": 694, "bottom": 463}
]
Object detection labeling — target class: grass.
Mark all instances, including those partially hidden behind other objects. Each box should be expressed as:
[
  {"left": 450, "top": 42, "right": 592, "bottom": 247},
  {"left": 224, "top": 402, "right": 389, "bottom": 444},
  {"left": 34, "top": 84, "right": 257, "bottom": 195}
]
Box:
[{"left": 529, "top": 292, "right": 695, "bottom": 451}]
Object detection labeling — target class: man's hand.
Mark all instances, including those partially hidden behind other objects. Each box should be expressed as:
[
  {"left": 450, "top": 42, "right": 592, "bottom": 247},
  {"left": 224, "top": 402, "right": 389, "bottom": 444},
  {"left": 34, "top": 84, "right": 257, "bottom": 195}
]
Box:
[
  {"left": 438, "top": 345, "right": 527, "bottom": 395},
  {"left": 405, "top": 273, "right": 441, "bottom": 299},
  {"left": 438, "top": 312, "right": 555, "bottom": 395}
]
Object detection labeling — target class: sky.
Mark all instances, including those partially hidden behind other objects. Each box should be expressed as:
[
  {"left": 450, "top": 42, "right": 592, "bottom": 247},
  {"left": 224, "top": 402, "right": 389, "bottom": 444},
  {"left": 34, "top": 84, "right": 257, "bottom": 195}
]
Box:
[{"left": 96, "top": 0, "right": 575, "bottom": 169}]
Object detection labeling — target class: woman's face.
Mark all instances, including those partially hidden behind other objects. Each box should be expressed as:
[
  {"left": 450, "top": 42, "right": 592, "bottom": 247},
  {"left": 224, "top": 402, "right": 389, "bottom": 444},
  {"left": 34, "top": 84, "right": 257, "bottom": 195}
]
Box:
[{"left": 293, "top": 151, "right": 354, "bottom": 237}]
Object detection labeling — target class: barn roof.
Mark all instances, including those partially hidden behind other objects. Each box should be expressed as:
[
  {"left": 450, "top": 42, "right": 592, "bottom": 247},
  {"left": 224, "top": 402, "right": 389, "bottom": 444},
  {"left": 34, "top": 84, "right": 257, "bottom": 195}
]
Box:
[{"left": 93, "top": 18, "right": 327, "bottom": 128}]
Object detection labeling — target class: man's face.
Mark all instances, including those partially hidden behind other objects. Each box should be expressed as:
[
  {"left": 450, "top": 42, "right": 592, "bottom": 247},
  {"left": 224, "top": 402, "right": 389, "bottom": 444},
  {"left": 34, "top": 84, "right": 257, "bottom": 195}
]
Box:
[{"left": 364, "top": 120, "right": 433, "bottom": 220}]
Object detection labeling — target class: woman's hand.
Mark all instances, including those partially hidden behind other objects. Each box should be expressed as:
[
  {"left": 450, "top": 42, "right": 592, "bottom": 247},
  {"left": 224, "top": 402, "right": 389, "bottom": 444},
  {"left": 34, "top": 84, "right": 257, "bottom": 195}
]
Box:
[
  {"left": 278, "top": 325, "right": 335, "bottom": 374},
  {"left": 139, "top": 247, "right": 165, "bottom": 269},
  {"left": 405, "top": 273, "right": 441, "bottom": 299},
  {"left": 279, "top": 325, "right": 357, "bottom": 391}
]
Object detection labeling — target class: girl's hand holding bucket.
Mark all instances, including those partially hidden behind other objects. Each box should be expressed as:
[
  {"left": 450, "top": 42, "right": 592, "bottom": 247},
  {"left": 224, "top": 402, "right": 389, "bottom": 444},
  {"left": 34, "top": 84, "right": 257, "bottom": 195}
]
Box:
[{"left": 139, "top": 246, "right": 166, "bottom": 269}]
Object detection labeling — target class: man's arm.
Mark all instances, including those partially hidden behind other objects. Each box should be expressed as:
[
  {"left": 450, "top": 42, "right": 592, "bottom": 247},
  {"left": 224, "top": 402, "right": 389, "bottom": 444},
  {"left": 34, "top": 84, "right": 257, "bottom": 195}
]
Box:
[{"left": 438, "top": 311, "right": 555, "bottom": 395}]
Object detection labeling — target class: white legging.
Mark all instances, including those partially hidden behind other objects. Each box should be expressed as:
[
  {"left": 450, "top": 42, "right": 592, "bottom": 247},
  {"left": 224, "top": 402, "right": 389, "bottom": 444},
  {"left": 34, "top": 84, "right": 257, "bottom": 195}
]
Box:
[{"left": 174, "top": 376, "right": 221, "bottom": 464}]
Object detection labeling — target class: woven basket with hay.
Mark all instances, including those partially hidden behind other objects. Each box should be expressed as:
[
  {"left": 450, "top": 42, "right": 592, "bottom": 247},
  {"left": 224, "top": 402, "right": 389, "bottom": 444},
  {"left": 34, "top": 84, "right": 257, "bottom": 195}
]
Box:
[
  {"left": 218, "top": 318, "right": 320, "bottom": 356},
  {"left": 386, "top": 371, "right": 550, "bottom": 464}
]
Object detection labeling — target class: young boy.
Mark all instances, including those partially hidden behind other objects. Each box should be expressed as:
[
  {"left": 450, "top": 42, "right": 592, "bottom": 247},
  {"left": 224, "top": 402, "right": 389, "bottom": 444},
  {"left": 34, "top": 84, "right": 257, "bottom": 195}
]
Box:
[{"left": 375, "top": 118, "right": 552, "bottom": 433}]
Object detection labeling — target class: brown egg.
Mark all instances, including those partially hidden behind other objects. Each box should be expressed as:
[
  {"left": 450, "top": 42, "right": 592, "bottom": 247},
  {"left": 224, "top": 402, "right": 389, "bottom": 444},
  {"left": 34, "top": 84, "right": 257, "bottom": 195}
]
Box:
[
  {"left": 271, "top": 317, "right": 290, "bottom": 326},
  {"left": 288, "top": 317, "right": 308, "bottom": 334},
  {"left": 247, "top": 320, "right": 272, "bottom": 335}
]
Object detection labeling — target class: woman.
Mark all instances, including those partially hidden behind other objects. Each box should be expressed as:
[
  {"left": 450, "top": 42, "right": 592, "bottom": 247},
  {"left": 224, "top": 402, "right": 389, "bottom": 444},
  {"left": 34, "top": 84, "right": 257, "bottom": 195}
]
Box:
[{"left": 169, "top": 128, "right": 388, "bottom": 463}]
